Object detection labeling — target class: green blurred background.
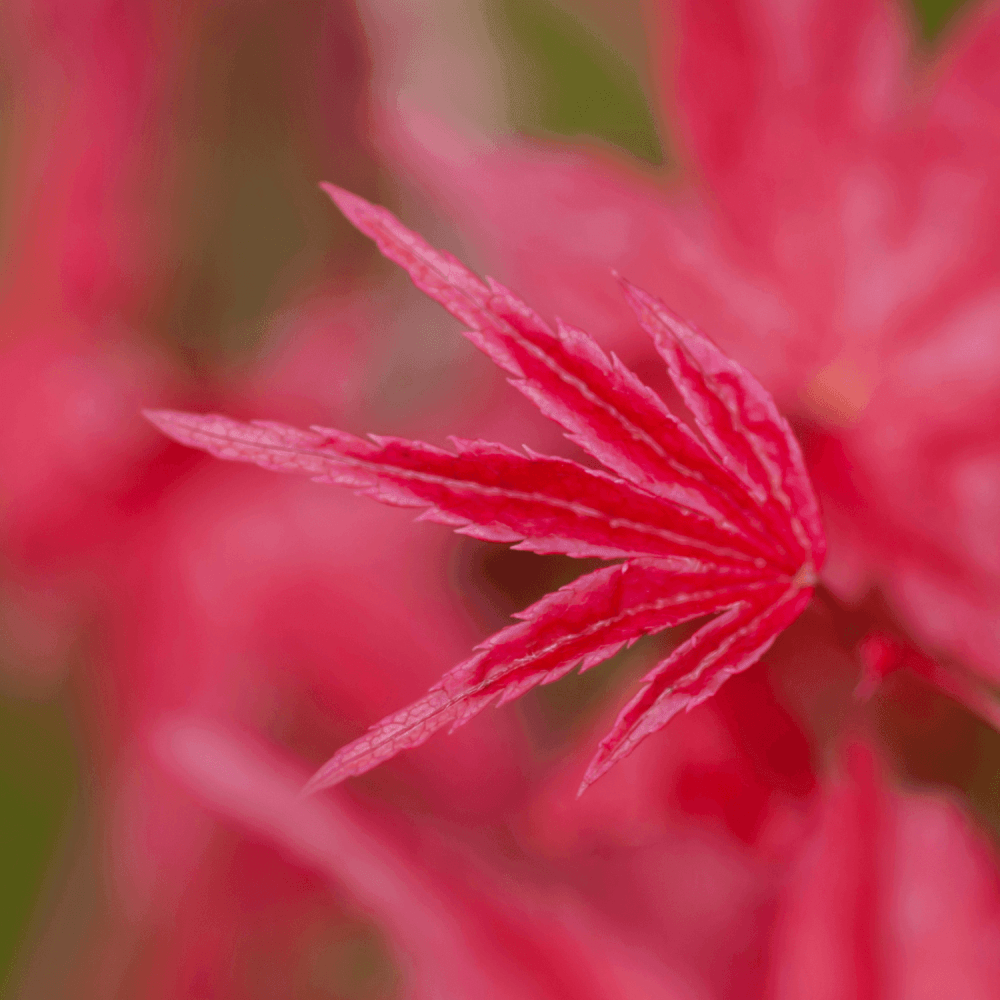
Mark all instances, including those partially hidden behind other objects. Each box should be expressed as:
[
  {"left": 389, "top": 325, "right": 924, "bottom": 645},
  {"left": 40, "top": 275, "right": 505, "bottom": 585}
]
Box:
[{"left": 0, "top": 0, "right": 980, "bottom": 994}]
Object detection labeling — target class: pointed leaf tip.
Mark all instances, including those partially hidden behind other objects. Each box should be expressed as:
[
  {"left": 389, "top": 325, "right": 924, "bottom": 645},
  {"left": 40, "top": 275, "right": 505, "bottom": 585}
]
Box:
[
  {"left": 142, "top": 408, "right": 203, "bottom": 445},
  {"left": 321, "top": 180, "right": 408, "bottom": 233},
  {"left": 320, "top": 181, "right": 371, "bottom": 225},
  {"left": 142, "top": 407, "right": 172, "bottom": 428}
]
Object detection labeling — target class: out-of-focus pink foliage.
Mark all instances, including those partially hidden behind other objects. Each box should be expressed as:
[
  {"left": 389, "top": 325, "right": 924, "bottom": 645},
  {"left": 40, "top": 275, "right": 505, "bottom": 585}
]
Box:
[
  {"left": 148, "top": 186, "right": 825, "bottom": 793},
  {"left": 6, "top": 0, "right": 1000, "bottom": 996},
  {"left": 768, "top": 744, "right": 1000, "bottom": 999},
  {"left": 0, "top": 0, "right": 185, "bottom": 581},
  {"left": 383, "top": 0, "right": 1000, "bottom": 697},
  {"left": 0, "top": 0, "right": 530, "bottom": 992},
  {"left": 154, "top": 718, "right": 710, "bottom": 1000}
]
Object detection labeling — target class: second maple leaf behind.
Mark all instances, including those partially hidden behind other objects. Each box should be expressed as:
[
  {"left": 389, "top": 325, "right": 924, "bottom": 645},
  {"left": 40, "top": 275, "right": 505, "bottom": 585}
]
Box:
[{"left": 146, "top": 185, "right": 826, "bottom": 796}]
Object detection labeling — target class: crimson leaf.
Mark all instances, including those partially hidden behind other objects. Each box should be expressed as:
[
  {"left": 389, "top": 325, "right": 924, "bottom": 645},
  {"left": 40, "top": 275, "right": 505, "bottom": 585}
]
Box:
[{"left": 145, "top": 186, "right": 825, "bottom": 794}]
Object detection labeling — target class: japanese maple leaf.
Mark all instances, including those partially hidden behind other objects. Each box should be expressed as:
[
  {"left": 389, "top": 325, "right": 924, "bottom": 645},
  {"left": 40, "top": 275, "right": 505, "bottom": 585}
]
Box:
[
  {"left": 381, "top": 0, "right": 1000, "bottom": 699},
  {"left": 146, "top": 185, "right": 825, "bottom": 794}
]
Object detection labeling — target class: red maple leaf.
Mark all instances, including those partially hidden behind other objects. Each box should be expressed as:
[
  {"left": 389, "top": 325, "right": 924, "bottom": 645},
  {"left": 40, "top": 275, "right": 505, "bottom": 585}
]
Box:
[{"left": 146, "top": 186, "right": 825, "bottom": 794}]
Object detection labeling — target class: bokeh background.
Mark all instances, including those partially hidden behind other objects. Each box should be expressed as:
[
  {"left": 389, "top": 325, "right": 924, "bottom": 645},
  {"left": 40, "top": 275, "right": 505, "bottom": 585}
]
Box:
[{"left": 1, "top": 0, "right": 994, "bottom": 996}]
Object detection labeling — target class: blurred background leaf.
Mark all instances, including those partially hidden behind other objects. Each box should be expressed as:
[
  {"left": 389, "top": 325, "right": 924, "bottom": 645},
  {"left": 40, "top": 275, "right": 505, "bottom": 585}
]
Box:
[{"left": 0, "top": 0, "right": 981, "bottom": 992}]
